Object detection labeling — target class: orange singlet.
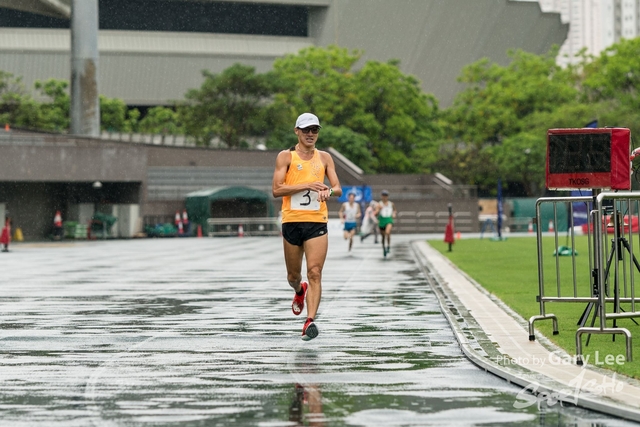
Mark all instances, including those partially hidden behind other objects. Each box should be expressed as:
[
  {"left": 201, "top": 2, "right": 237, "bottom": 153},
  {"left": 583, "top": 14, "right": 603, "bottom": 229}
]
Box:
[{"left": 281, "top": 149, "right": 328, "bottom": 223}]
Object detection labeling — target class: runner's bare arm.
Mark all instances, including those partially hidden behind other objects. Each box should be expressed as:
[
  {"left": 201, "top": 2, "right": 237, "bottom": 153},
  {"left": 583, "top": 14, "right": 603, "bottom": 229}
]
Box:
[
  {"left": 272, "top": 150, "right": 329, "bottom": 198},
  {"left": 338, "top": 202, "right": 345, "bottom": 221},
  {"left": 321, "top": 151, "right": 342, "bottom": 202}
]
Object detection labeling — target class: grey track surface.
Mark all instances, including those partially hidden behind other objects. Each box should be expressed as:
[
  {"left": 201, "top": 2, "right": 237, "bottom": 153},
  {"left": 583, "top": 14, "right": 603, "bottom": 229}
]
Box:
[{"left": 0, "top": 236, "right": 637, "bottom": 426}]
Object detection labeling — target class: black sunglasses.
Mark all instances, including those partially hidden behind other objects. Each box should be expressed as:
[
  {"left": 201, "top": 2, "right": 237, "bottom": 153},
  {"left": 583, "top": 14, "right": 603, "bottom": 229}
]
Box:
[{"left": 298, "top": 127, "right": 320, "bottom": 134}]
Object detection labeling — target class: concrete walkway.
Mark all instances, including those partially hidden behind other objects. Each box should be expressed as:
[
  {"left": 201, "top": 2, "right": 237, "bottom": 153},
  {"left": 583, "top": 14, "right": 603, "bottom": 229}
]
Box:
[{"left": 414, "top": 241, "right": 640, "bottom": 422}]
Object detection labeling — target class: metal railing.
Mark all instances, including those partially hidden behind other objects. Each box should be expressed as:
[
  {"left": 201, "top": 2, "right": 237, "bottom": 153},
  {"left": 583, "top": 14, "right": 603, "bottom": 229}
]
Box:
[
  {"left": 529, "top": 193, "right": 640, "bottom": 364},
  {"left": 393, "top": 211, "right": 473, "bottom": 233},
  {"left": 206, "top": 217, "right": 280, "bottom": 237}
]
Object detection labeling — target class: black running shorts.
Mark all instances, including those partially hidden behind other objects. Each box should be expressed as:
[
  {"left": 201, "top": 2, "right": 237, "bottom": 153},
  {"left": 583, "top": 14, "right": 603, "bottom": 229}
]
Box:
[{"left": 282, "top": 222, "right": 328, "bottom": 246}]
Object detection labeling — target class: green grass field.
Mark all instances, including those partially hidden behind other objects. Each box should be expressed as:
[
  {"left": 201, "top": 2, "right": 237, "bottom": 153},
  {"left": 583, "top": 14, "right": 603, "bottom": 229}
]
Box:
[{"left": 429, "top": 235, "right": 640, "bottom": 379}]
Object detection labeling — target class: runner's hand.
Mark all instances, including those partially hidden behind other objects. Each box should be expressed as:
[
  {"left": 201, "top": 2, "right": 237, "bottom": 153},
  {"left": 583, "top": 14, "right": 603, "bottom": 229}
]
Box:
[
  {"left": 318, "top": 188, "right": 331, "bottom": 203},
  {"left": 307, "top": 182, "right": 329, "bottom": 193}
]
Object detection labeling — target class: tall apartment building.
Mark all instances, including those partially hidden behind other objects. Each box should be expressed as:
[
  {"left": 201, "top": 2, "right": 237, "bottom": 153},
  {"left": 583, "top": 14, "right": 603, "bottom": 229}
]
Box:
[{"left": 520, "top": 0, "right": 640, "bottom": 65}]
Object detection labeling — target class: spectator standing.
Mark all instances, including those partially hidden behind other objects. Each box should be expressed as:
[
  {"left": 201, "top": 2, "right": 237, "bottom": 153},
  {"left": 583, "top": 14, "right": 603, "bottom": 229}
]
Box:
[
  {"left": 53, "top": 210, "right": 64, "bottom": 240},
  {"left": 182, "top": 210, "right": 190, "bottom": 235},
  {"left": 1, "top": 217, "right": 11, "bottom": 252}
]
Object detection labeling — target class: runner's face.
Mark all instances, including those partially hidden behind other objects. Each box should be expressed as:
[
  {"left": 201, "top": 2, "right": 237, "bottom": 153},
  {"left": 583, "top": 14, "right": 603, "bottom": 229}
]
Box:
[{"left": 295, "top": 127, "right": 319, "bottom": 148}]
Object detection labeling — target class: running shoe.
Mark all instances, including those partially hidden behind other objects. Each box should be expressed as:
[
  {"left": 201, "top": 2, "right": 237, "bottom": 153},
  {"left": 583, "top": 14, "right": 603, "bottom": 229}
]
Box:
[
  {"left": 291, "top": 281, "right": 308, "bottom": 315},
  {"left": 301, "top": 318, "right": 319, "bottom": 341}
]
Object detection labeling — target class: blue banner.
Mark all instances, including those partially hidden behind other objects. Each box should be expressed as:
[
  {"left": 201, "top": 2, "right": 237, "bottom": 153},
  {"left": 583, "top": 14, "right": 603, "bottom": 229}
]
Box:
[
  {"left": 570, "top": 190, "right": 591, "bottom": 227},
  {"left": 337, "top": 186, "right": 372, "bottom": 203}
]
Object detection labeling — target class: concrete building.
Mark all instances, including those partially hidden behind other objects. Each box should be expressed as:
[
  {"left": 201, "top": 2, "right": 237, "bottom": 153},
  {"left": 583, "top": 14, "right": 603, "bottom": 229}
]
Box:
[
  {"left": 0, "top": 130, "right": 478, "bottom": 240},
  {"left": 0, "top": 0, "right": 567, "bottom": 107},
  {"left": 519, "top": 0, "right": 640, "bottom": 65},
  {"left": 0, "top": 0, "right": 568, "bottom": 240}
]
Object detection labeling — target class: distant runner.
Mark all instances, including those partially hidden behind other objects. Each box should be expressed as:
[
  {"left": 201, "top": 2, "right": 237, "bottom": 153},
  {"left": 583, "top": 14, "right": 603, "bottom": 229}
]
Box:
[
  {"left": 338, "top": 192, "right": 361, "bottom": 252},
  {"left": 360, "top": 200, "right": 379, "bottom": 244},
  {"left": 272, "top": 113, "right": 342, "bottom": 341},
  {"left": 376, "top": 190, "right": 396, "bottom": 257}
]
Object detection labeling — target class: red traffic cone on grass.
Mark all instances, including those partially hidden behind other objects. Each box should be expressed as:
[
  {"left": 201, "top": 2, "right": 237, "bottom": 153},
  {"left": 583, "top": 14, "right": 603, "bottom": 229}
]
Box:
[{"left": 197, "top": 224, "right": 203, "bottom": 238}]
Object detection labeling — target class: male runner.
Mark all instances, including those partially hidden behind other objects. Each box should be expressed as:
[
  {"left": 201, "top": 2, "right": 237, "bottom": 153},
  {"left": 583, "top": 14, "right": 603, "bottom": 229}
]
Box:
[
  {"left": 376, "top": 190, "right": 396, "bottom": 257},
  {"left": 360, "top": 200, "right": 379, "bottom": 244},
  {"left": 338, "top": 192, "right": 361, "bottom": 252},
  {"left": 272, "top": 113, "right": 342, "bottom": 341}
]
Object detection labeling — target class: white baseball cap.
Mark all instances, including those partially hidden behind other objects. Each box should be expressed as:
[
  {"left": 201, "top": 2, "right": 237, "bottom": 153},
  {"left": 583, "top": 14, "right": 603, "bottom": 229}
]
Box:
[{"left": 295, "top": 113, "right": 322, "bottom": 129}]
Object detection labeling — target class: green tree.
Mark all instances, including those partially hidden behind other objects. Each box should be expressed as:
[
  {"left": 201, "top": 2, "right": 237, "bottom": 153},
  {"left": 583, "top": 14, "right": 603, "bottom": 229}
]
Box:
[
  {"left": 0, "top": 71, "right": 39, "bottom": 128},
  {"left": 441, "top": 48, "right": 579, "bottom": 194},
  {"left": 447, "top": 48, "right": 577, "bottom": 145},
  {"left": 582, "top": 37, "right": 640, "bottom": 108},
  {"left": 100, "top": 95, "right": 140, "bottom": 132},
  {"left": 138, "top": 106, "right": 183, "bottom": 134},
  {"left": 491, "top": 132, "right": 546, "bottom": 196},
  {"left": 353, "top": 60, "right": 442, "bottom": 172},
  {"left": 271, "top": 46, "right": 442, "bottom": 173},
  {"left": 33, "top": 79, "right": 69, "bottom": 131},
  {"left": 181, "top": 64, "right": 279, "bottom": 147}
]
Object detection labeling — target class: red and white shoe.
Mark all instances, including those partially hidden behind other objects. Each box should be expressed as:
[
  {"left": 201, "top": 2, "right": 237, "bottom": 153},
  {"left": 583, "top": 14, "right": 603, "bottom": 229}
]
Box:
[
  {"left": 291, "top": 281, "right": 308, "bottom": 316},
  {"left": 301, "top": 318, "right": 318, "bottom": 341}
]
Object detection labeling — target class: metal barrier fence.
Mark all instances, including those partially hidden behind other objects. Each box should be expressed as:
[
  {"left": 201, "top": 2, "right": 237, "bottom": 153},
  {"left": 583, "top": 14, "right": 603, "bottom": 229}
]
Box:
[
  {"left": 394, "top": 211, "right": 473, "bottom": 234},
  {"left": 206, "top": 217, "right": 280, "bottom": 237},
  {"left": 529, "top": 193, "right": 640, "bottom": 364}
]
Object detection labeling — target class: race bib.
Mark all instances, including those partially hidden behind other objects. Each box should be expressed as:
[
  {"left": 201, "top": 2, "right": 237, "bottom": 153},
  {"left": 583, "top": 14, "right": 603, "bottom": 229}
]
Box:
[{"left": 291, "top": 190, "right": 320, "bottom": 211}]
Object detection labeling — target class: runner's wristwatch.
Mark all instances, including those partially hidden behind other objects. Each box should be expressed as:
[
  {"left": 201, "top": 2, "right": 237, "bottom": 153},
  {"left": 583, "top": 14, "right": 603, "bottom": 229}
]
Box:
[{"left": 329, "top": 188, "right": 334, "bottom": 197}]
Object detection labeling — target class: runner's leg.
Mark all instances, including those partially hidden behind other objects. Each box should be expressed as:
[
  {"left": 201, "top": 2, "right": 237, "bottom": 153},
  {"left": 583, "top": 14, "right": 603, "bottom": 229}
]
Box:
[
  {"left": 283, "top": 239, "right": 305, "bottom": 292},
  {"left": 302, "top": 233, "right": 328, "bottom": 319},
  {"left": 385, "top": 224, "right": 393, "bottom": 250}
]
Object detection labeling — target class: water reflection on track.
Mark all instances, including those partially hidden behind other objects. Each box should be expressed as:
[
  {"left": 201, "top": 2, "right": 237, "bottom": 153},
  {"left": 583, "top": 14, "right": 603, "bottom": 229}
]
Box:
[{"left": 0, "top": 236, "right": 637, "bottom": 426}]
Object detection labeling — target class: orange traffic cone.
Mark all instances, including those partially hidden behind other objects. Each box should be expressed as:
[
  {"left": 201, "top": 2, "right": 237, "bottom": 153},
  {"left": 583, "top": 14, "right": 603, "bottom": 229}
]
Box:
[
  {"left": 174, "top": 211, "right": 181, "bottom": 226},
  {"left": 238, "top": 224, "right": 244, "bottom": 238},
  {"left": 197, "top": 224, "right": 203, "bottom": 238},
  {"left": 548, "top": 220, "right": 554, "bottom": 232},
  {"left": 528, "top": 221, "right": 533, "bottom": 233},
  {"left": 178, "top": 221, "right": 183, "bottom": 235},
  {"left": 456, "top": 231, "right": 461, "bottom": 240},
  {"left": 4, "top": 123, "right": 9, "bottom": 131}
]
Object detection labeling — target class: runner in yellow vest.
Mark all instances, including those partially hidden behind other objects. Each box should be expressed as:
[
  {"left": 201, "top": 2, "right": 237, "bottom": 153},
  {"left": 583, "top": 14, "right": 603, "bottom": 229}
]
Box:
[{"left": 272, "top": 113, "right": 343, "bottom": 341}]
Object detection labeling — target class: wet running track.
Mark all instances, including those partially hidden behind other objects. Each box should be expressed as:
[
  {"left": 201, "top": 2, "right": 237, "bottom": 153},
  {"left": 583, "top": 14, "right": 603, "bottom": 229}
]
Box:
[{"left": 0, "top": 235, "right": 637, "bottom": 426}]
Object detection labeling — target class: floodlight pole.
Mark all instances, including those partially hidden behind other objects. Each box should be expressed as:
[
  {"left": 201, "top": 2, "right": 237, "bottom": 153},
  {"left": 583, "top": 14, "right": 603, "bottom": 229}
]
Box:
[{"left": 70, "top": 0, "right": 100, "bottom": 137}]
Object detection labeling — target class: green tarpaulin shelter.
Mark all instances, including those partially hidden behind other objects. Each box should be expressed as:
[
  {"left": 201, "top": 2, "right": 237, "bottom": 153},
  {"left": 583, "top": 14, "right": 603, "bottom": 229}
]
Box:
[
  {"left": 511, "top": 198, "right": 568, "bottom": 232},
  {"left": 185, "top": 186, "right": 276, "bottom": 234}
]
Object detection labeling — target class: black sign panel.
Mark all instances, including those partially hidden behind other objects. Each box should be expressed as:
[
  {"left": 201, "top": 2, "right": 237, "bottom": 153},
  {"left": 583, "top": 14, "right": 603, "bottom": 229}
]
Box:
[{"left": 548, "top": 133, "right": 611, "bottom": 174}]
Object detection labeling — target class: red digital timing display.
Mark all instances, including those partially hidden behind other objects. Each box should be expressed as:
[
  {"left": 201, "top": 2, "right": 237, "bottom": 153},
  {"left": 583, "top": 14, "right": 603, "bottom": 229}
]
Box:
[{"left": 546, "top": 128, "right": 631, "bottom": 190}]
